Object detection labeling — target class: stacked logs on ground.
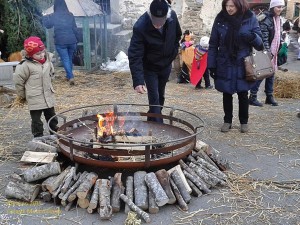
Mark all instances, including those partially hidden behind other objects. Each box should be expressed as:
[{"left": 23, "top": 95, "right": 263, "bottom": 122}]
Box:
[{"left": 4, "top": 140, "right": 228, "bottom": 223}]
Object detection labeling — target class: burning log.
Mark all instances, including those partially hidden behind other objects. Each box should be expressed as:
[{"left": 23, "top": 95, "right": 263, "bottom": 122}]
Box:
[
  {"left": 87, "top": 179, "right": 100, "bottom": 213},
  {"left": 76, "top": 172, "right": 98, "bottom": 199},
  {"left": 148, "top": 190, "right": 159, "bottom": 214},
  {"left": 168, "top": 165, "right": 191, "bottom": 194},
  {"left": 155, "top": 169, "right": 176, "bottom": 204},
  {"left": 23, "top": 161, "right": 61, "bottom": 183},
  {"left": 204, "top": 146, "right": 230, "bottom": 171},
  {"left": 98, "top": 179, "right": 112, "bottom": 220},
  {"left": 169, "top": 179, "right": 188, "bottom": 211},
  {"left": 170, "top": 170, "right": 191, "bottom": 204},
  {"left": 111, "top": 173, "right": 125, "bottom": 213},
  {"left": 62, "top": 171, "right": 88, "bottom": 202},
  {"left": 134, "top": 171, "right": 148, "bottom": 210},
  {"left": 5, "top": 180, "right": 40, "bottom": 202},
  {"left": 120, "top": 194, "right": 151, "bottom": 223},
  {"left": 125, "top": 176, "right": 134, "bottom": 214},
  {"left": 186, "top": 179, "right": 202, "bottom": 197},
  {"left": 144, "top": 172, "right": 169, "bottom": 207}
]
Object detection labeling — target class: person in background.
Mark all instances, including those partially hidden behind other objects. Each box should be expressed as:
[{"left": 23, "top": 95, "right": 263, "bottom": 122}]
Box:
[
  {"left": 128, "top": 0, "right": 182, "bottom": 123},
  {"left": 249, "top": 0, "right": 286, "bottom": 107},
  {"left": 208, "top": 0, "right": 263, "bottom": 133},
  {"left": 42, "top": 0, "right": 80, "bottom": 86},
  {"left": 13, "top": 36, "right": 58, "bottom": 138}
]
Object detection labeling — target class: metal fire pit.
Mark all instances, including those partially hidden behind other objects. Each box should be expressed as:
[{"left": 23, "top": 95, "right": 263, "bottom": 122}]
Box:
[{"left": 49, "top": 104, "right": 204, "bottom": 169}]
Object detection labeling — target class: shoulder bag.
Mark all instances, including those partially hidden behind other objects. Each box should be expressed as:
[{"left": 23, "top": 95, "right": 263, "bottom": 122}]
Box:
[{"left": 244, "top": 48, "right": 274, "bottom": 82}]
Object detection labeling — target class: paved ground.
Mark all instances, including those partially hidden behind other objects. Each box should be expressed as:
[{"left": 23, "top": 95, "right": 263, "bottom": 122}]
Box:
[{"left": 0, "top": 32, "right": 299, "bottom": 225}]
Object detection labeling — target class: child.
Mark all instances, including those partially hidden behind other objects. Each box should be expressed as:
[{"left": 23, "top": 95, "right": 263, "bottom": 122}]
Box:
[
  {"left": 191, "top": 36, "right": 213, "bottom": 89},
  {"left": 13, "top": 36, "right": 58, "bottom": 138}
]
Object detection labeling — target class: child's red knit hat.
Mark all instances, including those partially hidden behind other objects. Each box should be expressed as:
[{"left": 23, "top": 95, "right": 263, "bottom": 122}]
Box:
[{"left": 24, "top": 36, "right": 45, "bottom": 56}]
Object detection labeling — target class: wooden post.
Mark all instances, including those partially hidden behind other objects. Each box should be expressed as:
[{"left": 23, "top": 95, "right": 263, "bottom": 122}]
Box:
[
  {"left": 155, "top": 169, "right": 176, "bottom": 204},
  {"left": 124, "top": 176, "right": 133, "bottom": 214},
  {"left": 133, "top": 171, "right": 148, "bottom": 210},
  {"left": 98, "top": 179, "right": 112, "bottom": 220},
  {"left": 22, "top": 161, "right": 61, "bottom": 182},
  {"left": 144, "top": 172, "right": 169, "bottom": 207},
  {"left": 111, "top": 173, "right": 125, "bottom": 213}
]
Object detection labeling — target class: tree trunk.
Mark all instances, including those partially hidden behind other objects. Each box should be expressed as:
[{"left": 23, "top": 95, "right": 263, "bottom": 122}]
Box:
[
  {"left": 5, "top": 180, "right": 40, "bottom": 202},
  {"left": 98, "top": 179, "right": 112, "bottom": 220},
  {"left": 155, "top": 169, "right": 176, "bottom": 204},
  {"left": 124, "top": 176, "right": 133, "bottom": 214},
  {"left": 170, "top": 170, "right": 191, "bottom": 204},
  {"left": 76, "top": 172, "right": 98, "bottom": 199},
  {"left": 170, "top": 179, "right": 188, "bottom": 211},
  {"left": 111, "top": 173, "right": 125, "bottom": 213},
  {"left": 23, "top": 161, "right": 61, "bottom": 183},
  {"left": 120, "top": 194, "right": 151, "bottom": 223},
  {"left": 133, "top": 171, "right": 148, "bottom": 210},
  {"left": 144, "top": 172, "right": 169, "bottom": 207}
]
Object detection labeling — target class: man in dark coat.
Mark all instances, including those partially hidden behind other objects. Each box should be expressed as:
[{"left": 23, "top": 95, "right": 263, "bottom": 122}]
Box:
[{"left": 128, "top": 0, "right": 182, "bottom": 123}]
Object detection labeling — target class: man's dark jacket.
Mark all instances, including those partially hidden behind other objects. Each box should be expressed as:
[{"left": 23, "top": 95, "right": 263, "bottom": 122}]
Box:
[{"left": 128, "top": 10, "right": 182, "bottom": 88}]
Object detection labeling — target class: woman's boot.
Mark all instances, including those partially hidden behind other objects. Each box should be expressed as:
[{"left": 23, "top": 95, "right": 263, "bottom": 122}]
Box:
[
  {"left": 265, "top": 95, "right": 278, "bottom": 106},
  {"left": 249, "top": 94, "right": 263, "bottom": 107}
]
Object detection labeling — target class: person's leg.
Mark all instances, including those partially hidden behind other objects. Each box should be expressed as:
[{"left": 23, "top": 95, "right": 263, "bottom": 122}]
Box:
[
  {"left": 157, "top": 65, "right": 172, "bottom": 107},
  {"left": 203, "top": 69, "right": 212, "bottom": 88},
  {"left": 238, "top": 91, "right": 249, "bottom": 133},
  {"left": 56, "top": 44, "right": 74, "bottom": 80},
  {"left": 249, "top": 80, "right": 263, "bottom": 106},
  {"left": 30, "top": 110, "right": 44, "bottom": 137},
  {"left": 221, "top": 93, "right": 233, "bottom": 132},
  {"left": 43, "top": 107, "right": 58, "bottom": 134},
  {"left": 264, "top": 74, "right": 278, "bottom": 106}
]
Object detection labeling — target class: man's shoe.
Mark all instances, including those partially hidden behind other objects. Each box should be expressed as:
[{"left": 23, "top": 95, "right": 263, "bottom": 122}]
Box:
[
  {"left": 249, "top": 94, "right": 263, "bottom": 107},
  {"left": 221, "top": 123, "right": 232, "bottom": 132},
  {"left": 265, "top": 95, "right": 278, "bottom": 106},
  {"left": 69, "top": 78, "right": 75, "bottom": 86},
  {"left": 205, "top": 85, "right": 214, "bottom": 89},
  {"left": 240, "top": 124, "right": 249, "bottom": 133}
]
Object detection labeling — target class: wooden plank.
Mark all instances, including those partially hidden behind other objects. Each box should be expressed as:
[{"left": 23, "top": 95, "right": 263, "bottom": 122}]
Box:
[{"left": 20, "top": 151, "right": 57, "bottom": 164}]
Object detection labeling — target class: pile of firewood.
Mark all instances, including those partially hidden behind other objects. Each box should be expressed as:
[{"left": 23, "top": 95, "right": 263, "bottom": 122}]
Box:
[{"left": 4, "top": 140, "right": 229, "bottom": 223}]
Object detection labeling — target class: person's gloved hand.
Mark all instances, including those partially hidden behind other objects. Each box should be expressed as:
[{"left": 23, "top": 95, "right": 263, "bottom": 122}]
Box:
[
  {"left": 240, "top": 31, "right": 255, "bottom": 42},
  {"left": 209, "top": 68, "right": 216, "bottom": 79}
]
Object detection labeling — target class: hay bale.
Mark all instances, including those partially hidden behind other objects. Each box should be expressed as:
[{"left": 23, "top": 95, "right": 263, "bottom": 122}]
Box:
[{"left": 274, "top": 71, "right": 300, "bottom": 99}]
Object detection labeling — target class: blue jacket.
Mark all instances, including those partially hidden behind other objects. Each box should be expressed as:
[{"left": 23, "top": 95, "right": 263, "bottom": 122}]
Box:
[
  {"left": 208, "top": 10, "right": 263, "bottom": 94},
  {"left": 43, "top": 12, "right": 79, "bottom": 45},
  {"left": 128, "top": 9, "right": 182, "bottom": 88}
]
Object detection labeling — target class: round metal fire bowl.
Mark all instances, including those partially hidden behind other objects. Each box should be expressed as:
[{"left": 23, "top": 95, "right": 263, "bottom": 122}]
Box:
[{"left": 49, "top": 104, "right": 205, "bottom": 169}]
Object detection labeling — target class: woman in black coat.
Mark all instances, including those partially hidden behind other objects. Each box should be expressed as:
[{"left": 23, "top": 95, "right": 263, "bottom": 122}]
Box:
[{"left": 208, "top": 0, "right": 263, "bottom": 133}]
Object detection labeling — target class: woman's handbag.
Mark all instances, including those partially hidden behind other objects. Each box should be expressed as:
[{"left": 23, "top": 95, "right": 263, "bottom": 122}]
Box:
[{"left": 244, "top": 48, "right": 274, "bottom": 82}]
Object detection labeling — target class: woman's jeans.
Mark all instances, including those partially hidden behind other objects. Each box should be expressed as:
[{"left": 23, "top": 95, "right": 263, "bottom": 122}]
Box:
[
  {"left": 56, "top": 43, "right": 77, "bottom": 80},
  {"left": 250, "top": 74, "right": 275, "bottom": 96},
  {"left": 223, "top": 91, "right": 249, "bottom": 124},
  {"left": 144, "top": 65, "right": 172, "bottom": 123}
]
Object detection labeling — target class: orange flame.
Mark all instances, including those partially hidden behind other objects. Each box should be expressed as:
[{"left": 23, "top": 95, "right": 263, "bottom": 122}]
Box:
[{"left": 96, "top": 112, "right": 123, "bottom": 137}]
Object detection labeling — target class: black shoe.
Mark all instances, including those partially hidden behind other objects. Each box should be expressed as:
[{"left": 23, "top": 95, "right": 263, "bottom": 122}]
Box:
[
  {"left": 205, "top": 85, "right": 214, "bottom": 89},
  {"left": 265, "top": 95, "right": 278, "bottom": 106},
  {"left": 195, "top": 85, "right": 204, "bottom": 89},
  {"left": 249, "top": 95, "right": 263, "bottom": 107}
]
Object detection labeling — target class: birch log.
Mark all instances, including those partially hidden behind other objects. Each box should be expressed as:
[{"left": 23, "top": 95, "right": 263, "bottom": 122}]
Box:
[
  {"left": 204, "top": 146, "right": 230, "bottom": 171},
  {"left": 144, "top": 172, "right": 169, "bottom": 207},
  {"left": 88, "top": 179, "right": 100, "bottom": 210},
  {"left": 148, "top": 190, "right": 159, "bottom": 214},
  {"left": 170, "top": 170, "right": 191, "bottom": 204},
  {"left": 124, "top": 176, "right": 133, "bottom": 214},
  {"left": 5, "top": 180, "right": 40, "bottom": 202},
  {"left": 134, "top": 171, "right": 148, "bottom": 210},
  {"left": 76, "top": 172, "right": 98, "bottom": 199},
  {"left": 167, "top": 165, "right": 191, "bottom": 194},
  {"left": 62, "top": 171, "right": 88, "bottom": 202},
  {"left": 39, "top": 191, "right": 52, "bottom": 202},
  {"left": 170, "top": 179, "right": 188, "bottom": 211},
  {"left": 120, "top": 194, "right": 151, "bottom": 223},
  {"left": 77, "top": 191, "right": 91, "bottom": 209},
  {"left": 189, "top": 162, "right": 219, "bottom": 187},
  {"left": 192, "top": 150, "right": 219, "bottom": 169},
  {"left": 98, "top": 179, "right": 112, "bottom": 220},
  {"left": 46, "top": 166, "right": 71, "bottom": 193},
  {"left": 186, "top": 179, "right": 202, "bottom": 197},
  {"left": 182, "top": 170, "right": 211, "bottom": 194},
  {"left": 196, "top": 157, "right": 227, "bottom": 181},
  {"left": 155, "top": 169, "right": 176, "bottom": 204},
  {"left": 111, "top": 173, "right": 125, "bottom": 213},
  {"left": 23, "top": 161, "right": 61, "bottom": 182},
  {"left": 60, "top": 167, "right": 76, "bottom": 194}
]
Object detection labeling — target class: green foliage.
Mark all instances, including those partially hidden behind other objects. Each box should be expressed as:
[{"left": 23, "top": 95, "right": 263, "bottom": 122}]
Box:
[{"left": 0, "top": 0, "right": 45, "bottom": 57}]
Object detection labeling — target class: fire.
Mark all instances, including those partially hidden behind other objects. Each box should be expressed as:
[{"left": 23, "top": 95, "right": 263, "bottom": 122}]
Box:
[{"left": 96, "top": 112, "right": 124, "bottom": 137}]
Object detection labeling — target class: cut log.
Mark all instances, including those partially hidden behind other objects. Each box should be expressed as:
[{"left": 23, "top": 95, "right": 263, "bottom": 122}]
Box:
[
  {"left": 186, "top": 155, "right": 197, "bottom": 163},
  {"left": 76, "top": 172, "right": 98, "bottom": 199},
  {"left": 196, "top": 157, "right": 227, "bottom": 181},
  {"left": 22, "top": 161, "right": 61, "bottom": 182},
  {"left": 170, "top": 170, "right": 191, "bottom": 204},
  {"left": 41, "top": 176, "right": 57, "bottom": 192},
  {"left": 98, "top": 179, "right": 112, "bottom": 220},
  {"left": 65, "top": 200, "right": 75, "bottom": 212},
  {"left": 155, "top": 169, "right": 176, "bottom": 204},
  {"left": 63, "top": 171, "right": 88, "bottom": 202},
  {"left": 144, "top": 172, "right": 169, "bottom": 207},
  {"left": 5, "top": 180, "right": 40, "bottom": 202},
  {"left": 133, "top": 171, "right": 148, "bottom": 210},
  {"left": 186, "top": 179, "right": 202, "bottom": 197},
  {"left": 27, "top": 140, "right": 57, "bottom": 152},
  {"left": 88, "top": 179, "right": 100, "bottom": 210},
  {"left": 39, "top": 191, "right": 52, "bottom": 202},
  {"left": 114, "top": 135, "right": 152, "bottom": 143},
  {"left": 169, "top": 179, "right": 188, "bottom": 211},
  {"left": 179, "top": 159, "right": 211, "bottom": 192},
  {"left": 189, "top": 162, "right": 219, "bottom": 187},
  {"left": 167, "top": 165, "right": 191, "bottom": 194},
  {"left": 192, "top": 150, "right": 219, "bottom": 169},
  {"left": 20, "top": 151, "right": 57, "bottom": 164},
  {"left": 111, "top": 173, "right": 125, "bottom": 213},
  {"left": 194, "top": 140, "right": 209, "bottom": 152},
  {"left": 182, "top": 170, "right": 211, "bottom": 194},
  {"left": 87, "top": 207, "right": 96, "bottom": 214},
  {"left": 148, "top": 190, "right": 159, "bottom": 214},
  {"left": 120, "top": 194, "right": 151, "bottom": 223},
  {"left": 124, "top": 176, "right": 134, "bottom": 214},
  {"left": 60, "top": 167, "right": 76, "bottom": 194},
  {"left": 204, "top": 146, "right": 230, "bottom": 171},
  {"left": 77, "top": 191, "right": 91, "bottom": 209},
  {"left": 46, "top": 166, "right": 71, "bottom": 193}
]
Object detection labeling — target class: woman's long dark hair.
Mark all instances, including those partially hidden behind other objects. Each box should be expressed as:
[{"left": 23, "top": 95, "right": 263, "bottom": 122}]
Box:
[
  {"left": 221, "top": 0, "right": 249, "bottom": 14},
  {"left": 54, "top": 0, "right": 69, "bottom": 12}
]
